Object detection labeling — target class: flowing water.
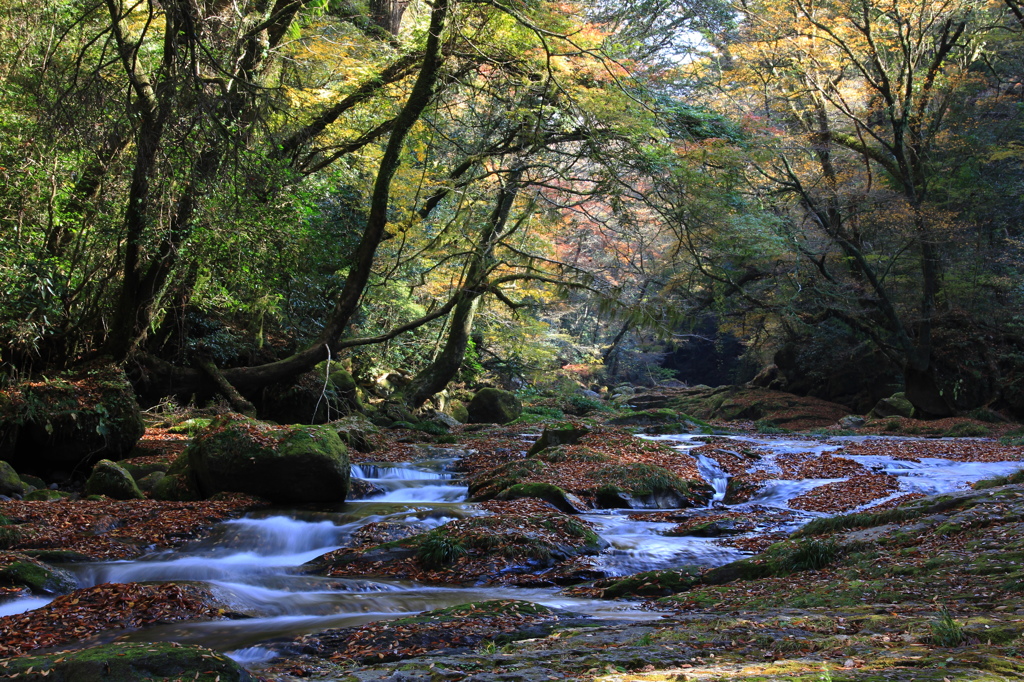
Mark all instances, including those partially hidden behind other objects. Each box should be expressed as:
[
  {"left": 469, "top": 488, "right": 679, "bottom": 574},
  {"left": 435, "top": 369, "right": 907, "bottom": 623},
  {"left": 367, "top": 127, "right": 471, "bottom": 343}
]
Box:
[{"left": 4, "top": 432, "right": 1023, "bottom": 663}]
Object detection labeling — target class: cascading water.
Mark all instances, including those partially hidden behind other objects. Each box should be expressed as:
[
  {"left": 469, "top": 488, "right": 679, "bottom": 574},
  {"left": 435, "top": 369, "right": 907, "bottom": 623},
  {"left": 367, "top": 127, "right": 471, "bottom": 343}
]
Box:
[{"left": 5, "top": 433, "right": 1023, "bottom": 664}]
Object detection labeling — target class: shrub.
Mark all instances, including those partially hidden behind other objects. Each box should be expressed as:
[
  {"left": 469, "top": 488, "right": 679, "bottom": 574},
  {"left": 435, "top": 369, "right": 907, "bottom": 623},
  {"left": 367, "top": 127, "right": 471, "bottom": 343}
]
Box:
[
  {"left": 417, "top": 532, "right": 467, "bottom": 569},
  {"left": 773, "top": 539, "right": 841, "bottom": 572},
  {"left": 930, "top": 608, "right": 965, "bottom": 647}
]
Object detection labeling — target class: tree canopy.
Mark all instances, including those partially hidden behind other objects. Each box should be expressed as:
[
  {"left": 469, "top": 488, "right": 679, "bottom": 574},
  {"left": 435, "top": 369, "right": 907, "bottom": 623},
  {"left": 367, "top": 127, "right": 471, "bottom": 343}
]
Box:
[{"left": 1, "top": 0, "right": 1022, "bottom": 418}]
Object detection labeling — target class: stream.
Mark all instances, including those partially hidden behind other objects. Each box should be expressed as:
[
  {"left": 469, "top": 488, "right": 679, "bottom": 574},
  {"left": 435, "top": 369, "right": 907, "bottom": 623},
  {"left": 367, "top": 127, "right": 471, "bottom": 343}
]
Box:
[{"left": 6, "top": 432, "right": 1024, "bottom": 664}]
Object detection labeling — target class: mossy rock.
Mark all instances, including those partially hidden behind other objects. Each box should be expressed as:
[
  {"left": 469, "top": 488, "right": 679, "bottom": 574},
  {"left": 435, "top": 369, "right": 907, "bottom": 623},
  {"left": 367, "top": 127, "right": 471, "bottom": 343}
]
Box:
[
  {"left": 0, "top": 459, "right": 26, "bottom": 496},
  {"left": 23, "top": 489, "right": 68, "bottom": 501},
  {"left": 152, "top": 452, "right": 204, "bottom": 501},
  {"left": 871, "top": 392, "right": 916, "bottom": 419},
  {"left": 494, "top": 482, "right": 585, "bottom": 513},
  {"left": 467, "top": 388, "right": 522, "bottom": 424},
  {"left": 526, "top": 423, "right": 590, "bottom": 457},
  {"left": 0, "top": 551, "right": 77, "bottom": 594},
  {"left": 467, "top": 459, "right": 547, "bottom": 500},
  {"left": 166, "top": 417, "right": 213, "bottom": 435},
  {"left": 330, "top": 414, "right": 381, "bottom": 452},
  {"left": 533, "top": 445, "right": 611, "bottom": 464},
  {"left": 136, "top": 470, "right": 166, "bottom": 494},
  {"left": 119, "top": 460, "right": 170, "bottom": 480},
  {"left": 84, "top": 459, "right": 144, "bottom": 500},
  {"left": 0, "top": 641, "right": 251, "bottom": 681},
  {"left": 0, "top": 363, "right": 144, "bottom": 475},
  {"left": 597, "top": 567, "right": 704, "bottom": 598},
  {"left": 186, "top": 414, "right": 349, "bottom": 503},
  {"left": 592, "top": 463, "right": 713, "bottom": 509}
]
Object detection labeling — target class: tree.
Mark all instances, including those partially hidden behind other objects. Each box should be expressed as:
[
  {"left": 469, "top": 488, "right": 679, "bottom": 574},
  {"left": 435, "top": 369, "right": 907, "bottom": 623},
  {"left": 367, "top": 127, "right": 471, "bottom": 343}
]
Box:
[{"left": 698, "top": 0, "right": 1024, "bottom": 414}]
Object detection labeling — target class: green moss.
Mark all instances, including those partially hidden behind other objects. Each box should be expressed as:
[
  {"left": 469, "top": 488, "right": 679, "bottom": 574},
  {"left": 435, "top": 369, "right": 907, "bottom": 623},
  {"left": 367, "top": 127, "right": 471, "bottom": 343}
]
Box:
[
  {"left": 597, "top": 567, "right": 703, "bottom": 598},
  {"left": 533, "top": 445, "right": 610, "bottom": 463},
  {"left": 0, "top": 554, "right": 77, "bottom": 593},
  {"left": 0, "top": 641, "right": 249, "bottom": 681},
  {"left": 23, "top": 489, "right": 67, "bottom": 501},
  {"left": 592, "top": 463, "right": 712, "bottom": 506},
  {"left": 467, "top": 459, "right": 546, "bottom": 500},
  {"left": 495, "top": 482, "right": 578, "bottom": 512}
]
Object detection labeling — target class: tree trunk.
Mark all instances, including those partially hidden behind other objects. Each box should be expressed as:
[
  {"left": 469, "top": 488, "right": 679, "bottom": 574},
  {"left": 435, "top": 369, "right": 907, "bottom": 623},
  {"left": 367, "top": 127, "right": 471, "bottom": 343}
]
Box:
[{"left": 401, "top": 166, "right": 523, "bottom": 409}]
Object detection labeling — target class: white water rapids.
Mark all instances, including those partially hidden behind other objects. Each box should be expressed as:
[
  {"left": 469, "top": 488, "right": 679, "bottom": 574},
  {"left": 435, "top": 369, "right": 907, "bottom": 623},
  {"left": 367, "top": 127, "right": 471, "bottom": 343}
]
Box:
[{"left": 2, "top": 432, "right": 1022, "bottom": 663}]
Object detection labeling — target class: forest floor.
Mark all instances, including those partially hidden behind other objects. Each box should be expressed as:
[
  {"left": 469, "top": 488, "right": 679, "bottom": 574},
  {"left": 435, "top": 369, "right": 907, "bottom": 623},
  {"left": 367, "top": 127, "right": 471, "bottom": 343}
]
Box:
[{"left": 3, "top": 397, "right": 1024, "bottom": 681}]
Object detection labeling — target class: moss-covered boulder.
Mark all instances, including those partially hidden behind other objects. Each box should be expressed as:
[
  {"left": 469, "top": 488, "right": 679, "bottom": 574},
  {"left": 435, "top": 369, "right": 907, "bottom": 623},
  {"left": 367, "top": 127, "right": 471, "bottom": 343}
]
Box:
[
  {"left": 84, "top": 459, "right": 144, "bottom": 500},
  {"left": 185, "top": 414, "right": 349, "bottom": 503},
  {"left": 0, "top": 364, "right": 144, "bottom": 475},
  {"left": 870, "top": 392, "right": 916, "bottom": 419},
  {"left": 0, "top": 552, "right": 77, "bottom": 594},
  {"left": 494, "top": 482, "right": 587, "bottom": 513},
  {"left": 662, "top": 385, "right": 849, "bottom": 430},
  {"left": 136, "top": 470, "right": 166, "bottom": 494},
  {"left": 526, "top": 423, "right": 590, "bottom": 457},
  {"left": 593, "top": 463, "right": 713, "bottom": 509},
  {"left": 467, "top": 388, "right": 522, "bottom": 424},
  {"left": 0, "top": 460, "right": 26, "bottom": 496},
  {"left": 314, "top": 511, "right": 605, "bottom": 584},
  {"left": 0, "top": 642, "right": 251, "bottom": 681}
]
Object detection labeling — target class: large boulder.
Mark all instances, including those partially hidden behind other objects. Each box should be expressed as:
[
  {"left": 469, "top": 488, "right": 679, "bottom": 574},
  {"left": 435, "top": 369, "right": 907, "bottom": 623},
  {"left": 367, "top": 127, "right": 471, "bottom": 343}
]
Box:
[
  {"left": 467, "top": 388, "right": 522, "bottom": 424},
  {"left": 84, "top": 459, "right": 144, "bottom": 500},
  {"left": 186, "top": 414, "right": 350, "bottom": 503},
  {"left": 0, "top": 364, "right": 144, "bottom": 475},
  {"left": 870, "top": 393, "right": 915, "bottom": 419}
]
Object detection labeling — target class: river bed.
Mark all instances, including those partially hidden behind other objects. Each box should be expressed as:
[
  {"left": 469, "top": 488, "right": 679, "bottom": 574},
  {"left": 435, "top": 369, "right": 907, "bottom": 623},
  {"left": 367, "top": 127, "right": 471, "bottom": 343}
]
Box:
[{"left": 4, "top": 432, "right": 1023, "bottom": 663}]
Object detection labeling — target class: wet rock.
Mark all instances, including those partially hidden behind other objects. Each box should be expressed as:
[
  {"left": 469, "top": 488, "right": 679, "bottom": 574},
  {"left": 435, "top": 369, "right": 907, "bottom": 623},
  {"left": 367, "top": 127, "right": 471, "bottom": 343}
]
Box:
[
  {"left": 839, "top": 415, "right": 867, "bottom": 429},
  {"left": 0, "top": 551, "right": 77, "bottom": 594},
  {"left": 351, "top": 521, "right": 423, "bottom": 547},
  {"left": 185, "top": 414, "right": 350, "bottom": 503},
  {"left": 467, "top": 388, "right": 522, "bottom": 424},
  {"left": 347, "top": 477, "right": 384, "bottom": 499},
  {"left": 314, "top": 511, "right": 605, "bottom": 584},
  {"left": 0, "top": 642, "right": 251, "bottom": 681},
  {"left": 84, "top": 459, "right": 144, "bottom": 500}
]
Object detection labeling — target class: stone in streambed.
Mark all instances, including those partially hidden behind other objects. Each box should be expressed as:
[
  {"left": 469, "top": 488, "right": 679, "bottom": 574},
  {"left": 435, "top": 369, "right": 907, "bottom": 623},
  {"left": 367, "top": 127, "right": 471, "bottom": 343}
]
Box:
[
  {"left": 185, "top": 414, "right": 349, "bottom": 503},
  {"left": 0, "top": 551, "right": 77, "bottom": 594},
  {"left": 0, "top": 642, "right": 251, "bottom": 681}
]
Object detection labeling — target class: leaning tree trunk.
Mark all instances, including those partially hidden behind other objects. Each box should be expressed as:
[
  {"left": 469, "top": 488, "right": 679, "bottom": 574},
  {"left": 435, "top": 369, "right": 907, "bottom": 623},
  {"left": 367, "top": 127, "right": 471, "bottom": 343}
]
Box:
[
  {"left": 401, "top": 166, "right": 524, "bottom": 410},
  {"left": 404, "top": 296, "right": 482, "bottom": 409}
]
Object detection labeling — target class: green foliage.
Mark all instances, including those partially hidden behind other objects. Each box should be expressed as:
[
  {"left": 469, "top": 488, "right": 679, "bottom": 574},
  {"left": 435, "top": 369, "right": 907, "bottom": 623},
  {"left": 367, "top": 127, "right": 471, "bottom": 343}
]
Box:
[
  {"left": 930, "top": 608, "right": 966, "bottom": 647},
  {"left": 973, "top": 468, "right": 1024, "bottom": 490},
  {"left": 417, "top": 532, "right": 468, "bottom": 569},
  {"left": 1000, "top": 428, "right": 1024, "bottom": 446},
  {"left": 754, "top": 419, "right": 790, "bottom": 434},
  {"left": 942, "top": 422, "right": 991, "bottom": 437},
  {"left": 562, "top": 394, "right": 613, "bottom": 416},
  {"left": 770, "top": 539, "right": 842, "bottom": 573}
]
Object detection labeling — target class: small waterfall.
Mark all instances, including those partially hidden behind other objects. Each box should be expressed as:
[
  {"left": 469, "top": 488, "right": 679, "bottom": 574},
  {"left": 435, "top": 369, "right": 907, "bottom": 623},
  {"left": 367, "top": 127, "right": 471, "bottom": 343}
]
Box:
[
  {"left": 694, "top": 454, "right": 730, "bottom": 505},
  {"left": 349, "top": 462, "right": 467, "bottom": 503}
]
